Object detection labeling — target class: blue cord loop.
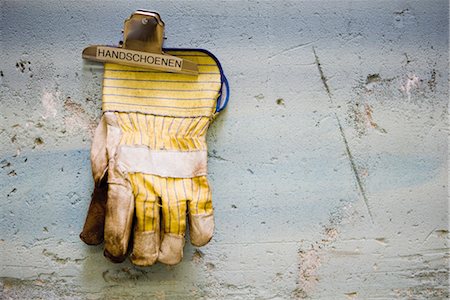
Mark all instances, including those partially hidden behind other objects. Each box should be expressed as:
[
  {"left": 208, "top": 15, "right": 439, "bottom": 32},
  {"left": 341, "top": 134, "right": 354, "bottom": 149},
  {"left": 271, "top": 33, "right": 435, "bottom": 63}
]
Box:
[
  {"left": 163, "top": 48, "right": 229, "bottom": 113},
  {"left": 216, "top": 73, "right": 229, "bottom": 112}
]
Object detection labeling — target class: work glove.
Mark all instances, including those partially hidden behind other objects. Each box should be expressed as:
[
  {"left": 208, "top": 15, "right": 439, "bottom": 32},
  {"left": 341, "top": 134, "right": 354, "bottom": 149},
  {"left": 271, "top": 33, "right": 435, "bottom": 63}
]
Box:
[{"left": 80, "top": 50, "right": 229, "bottom": 266}]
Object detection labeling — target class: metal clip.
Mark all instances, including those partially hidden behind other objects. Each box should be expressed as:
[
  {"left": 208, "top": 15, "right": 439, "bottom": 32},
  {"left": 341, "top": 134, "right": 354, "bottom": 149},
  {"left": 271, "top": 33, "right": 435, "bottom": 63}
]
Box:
[{"left": 82, "top": 10, "right": 198, "bottom": 75}]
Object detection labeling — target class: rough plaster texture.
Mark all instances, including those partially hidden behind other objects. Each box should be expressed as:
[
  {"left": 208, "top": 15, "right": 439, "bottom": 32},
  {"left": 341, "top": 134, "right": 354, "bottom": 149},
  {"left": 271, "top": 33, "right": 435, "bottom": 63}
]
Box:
[{"left": 0, "top": 0, "right": 448, "bottom": 299}]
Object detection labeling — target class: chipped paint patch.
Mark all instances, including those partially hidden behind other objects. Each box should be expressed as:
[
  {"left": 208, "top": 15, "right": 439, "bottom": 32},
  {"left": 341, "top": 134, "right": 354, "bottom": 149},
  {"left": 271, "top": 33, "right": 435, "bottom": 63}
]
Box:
[
  {"left": 41, "top": 90, "right": 60, "bottom": 120},
  {"left": 349, "top": 102, "right": 387, "bottom": 136},
  {"left": 63, "top": 97, "right": 97, "bottom": 135},
  {"left": 400, "top": 74, "right": 421, "bottom": 101},
  {"left": 295, "top": 247, "right": 321, "bottom": 296}
]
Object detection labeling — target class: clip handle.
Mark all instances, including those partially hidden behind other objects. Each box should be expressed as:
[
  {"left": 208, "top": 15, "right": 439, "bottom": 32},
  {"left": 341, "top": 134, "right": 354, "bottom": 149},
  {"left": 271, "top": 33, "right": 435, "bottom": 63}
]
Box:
[{"left": 123, "top": 11, "right": 165, "bottom": 53}]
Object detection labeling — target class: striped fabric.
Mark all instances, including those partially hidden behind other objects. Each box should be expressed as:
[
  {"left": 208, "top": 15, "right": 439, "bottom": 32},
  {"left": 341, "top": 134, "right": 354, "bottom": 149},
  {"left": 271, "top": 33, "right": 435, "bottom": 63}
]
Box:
[
  {"left": 102, "top": 50, "right": 222, "bottom": 117},
  {"left": 130, "top": 174, "right": 212, "bottom": 235}
]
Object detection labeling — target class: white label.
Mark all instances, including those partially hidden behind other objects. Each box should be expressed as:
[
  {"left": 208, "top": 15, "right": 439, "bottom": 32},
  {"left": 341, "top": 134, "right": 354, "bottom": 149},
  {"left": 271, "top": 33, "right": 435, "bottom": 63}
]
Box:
[{"left": 96, "top": 47, "right": 183, "bottom": 71}]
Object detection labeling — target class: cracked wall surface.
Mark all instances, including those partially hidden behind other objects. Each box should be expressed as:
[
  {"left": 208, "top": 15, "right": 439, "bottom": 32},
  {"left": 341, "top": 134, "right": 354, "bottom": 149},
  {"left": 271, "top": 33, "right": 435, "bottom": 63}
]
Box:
[{"left": 0, "top": 0, "right": 448, "bottom": 299}]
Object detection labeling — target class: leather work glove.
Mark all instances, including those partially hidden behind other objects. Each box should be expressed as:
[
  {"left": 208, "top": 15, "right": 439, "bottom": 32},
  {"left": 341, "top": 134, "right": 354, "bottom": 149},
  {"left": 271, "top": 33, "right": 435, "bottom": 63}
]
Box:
[{"left": 80, "top": 50, "right": 229, "bottom": 266}]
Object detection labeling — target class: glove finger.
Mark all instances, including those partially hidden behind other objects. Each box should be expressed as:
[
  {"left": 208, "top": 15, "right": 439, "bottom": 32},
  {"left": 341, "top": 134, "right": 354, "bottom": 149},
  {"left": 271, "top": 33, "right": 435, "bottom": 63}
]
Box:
[
  {"left": 129, "top": 173, "right": 160, "bottom": 266},
  {"left": 91, "top": 114, "right": 108, "bottom": 184},
  {"left": 188, "top": 176, "right": 214, "bottom": 247},
  {"left": 80, "top": 115, "right": 108, "bottom": 245},
  {"left": 158, "top": 177, "right": 187, "bottom": 265},
  {"left": 79, "top": 175, "right": 107, "bottom": 245},
  {"left": 103, "top": 179, "right": 134, "bottom": 263}
]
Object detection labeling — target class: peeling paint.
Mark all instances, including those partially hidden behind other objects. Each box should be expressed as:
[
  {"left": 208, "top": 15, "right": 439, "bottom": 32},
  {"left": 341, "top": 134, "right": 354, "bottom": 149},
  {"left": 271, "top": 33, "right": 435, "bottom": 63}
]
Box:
[
  {"left": 400, "top": 74, "right": 421, "bottom": 101},
  {"left": 41, "top": 90, "right": 60, "bottom": 120}
]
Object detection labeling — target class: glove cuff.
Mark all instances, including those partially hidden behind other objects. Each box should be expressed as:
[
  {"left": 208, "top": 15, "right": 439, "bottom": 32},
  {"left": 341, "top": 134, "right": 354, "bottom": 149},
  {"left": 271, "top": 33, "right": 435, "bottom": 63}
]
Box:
[{"left": 101, "top": 50, "right": 222, "bottom": 118}]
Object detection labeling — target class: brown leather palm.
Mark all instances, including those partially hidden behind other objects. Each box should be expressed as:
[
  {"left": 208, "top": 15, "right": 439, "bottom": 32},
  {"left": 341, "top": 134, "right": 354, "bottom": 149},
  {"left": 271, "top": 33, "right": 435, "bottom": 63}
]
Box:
[{"left": 79, "top": 176, "right": 107, "bottom": 245}]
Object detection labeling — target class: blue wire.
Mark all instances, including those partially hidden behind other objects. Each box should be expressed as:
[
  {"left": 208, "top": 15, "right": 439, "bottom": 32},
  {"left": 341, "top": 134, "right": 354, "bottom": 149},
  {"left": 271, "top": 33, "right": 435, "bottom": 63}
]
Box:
[{"left": 216, "top": 74, "right": 229, "bottom": 112}]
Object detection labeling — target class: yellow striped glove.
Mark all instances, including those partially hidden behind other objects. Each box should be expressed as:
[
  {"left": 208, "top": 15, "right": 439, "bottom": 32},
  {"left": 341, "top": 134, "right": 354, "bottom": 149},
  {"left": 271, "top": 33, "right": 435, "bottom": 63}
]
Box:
[{"left": 80, "top": 50, "right": 228, "bottom": 266}]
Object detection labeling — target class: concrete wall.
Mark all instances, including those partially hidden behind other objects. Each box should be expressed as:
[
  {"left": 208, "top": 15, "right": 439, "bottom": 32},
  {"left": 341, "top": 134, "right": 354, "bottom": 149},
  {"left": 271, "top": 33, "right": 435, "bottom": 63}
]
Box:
[{"left": 1, "top": 0, "right": 448, "bottom": 298}]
